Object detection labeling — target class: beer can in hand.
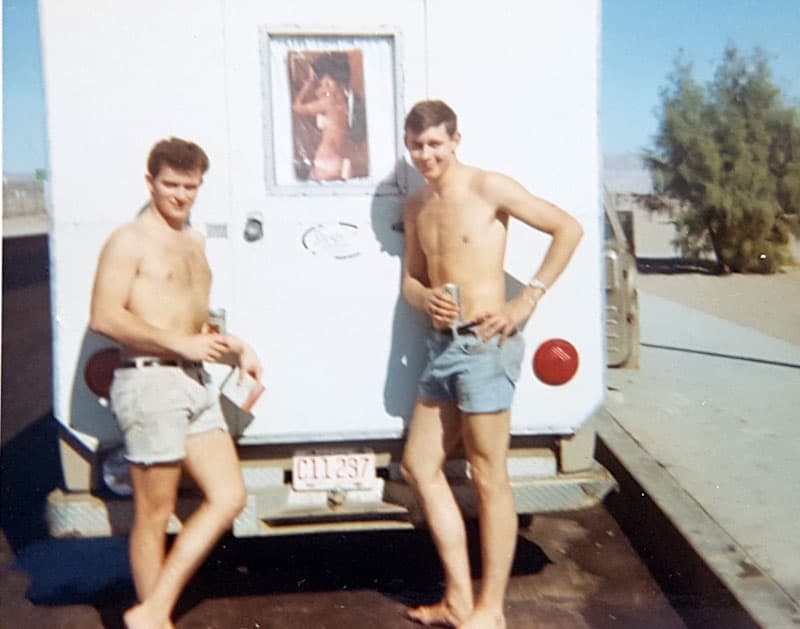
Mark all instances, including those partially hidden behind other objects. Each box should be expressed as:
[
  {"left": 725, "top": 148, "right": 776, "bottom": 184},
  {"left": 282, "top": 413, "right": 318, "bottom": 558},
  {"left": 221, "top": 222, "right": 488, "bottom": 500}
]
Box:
[
  {"left": 208, "top": 307, "right": 226, "bottom": 334},
  {"left": 443, "top": 283, "right": 462, "bottom": 326}
]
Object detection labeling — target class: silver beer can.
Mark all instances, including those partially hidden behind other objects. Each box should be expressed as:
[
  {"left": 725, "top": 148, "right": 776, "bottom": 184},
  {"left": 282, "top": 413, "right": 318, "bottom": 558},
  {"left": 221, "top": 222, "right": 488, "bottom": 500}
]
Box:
[
  {"left": 208, "top": 307, "right": 226, "bottom": 334},
  {"left": 443, "top": 282, "right": 462, "bottom": 325}
]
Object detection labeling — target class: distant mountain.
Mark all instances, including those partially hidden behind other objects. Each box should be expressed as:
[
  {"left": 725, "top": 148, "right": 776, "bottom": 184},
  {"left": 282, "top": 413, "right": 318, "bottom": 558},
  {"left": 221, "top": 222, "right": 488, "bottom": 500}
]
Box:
[{"left": 603, "top": 153, "right": 653, "bottom": 194}]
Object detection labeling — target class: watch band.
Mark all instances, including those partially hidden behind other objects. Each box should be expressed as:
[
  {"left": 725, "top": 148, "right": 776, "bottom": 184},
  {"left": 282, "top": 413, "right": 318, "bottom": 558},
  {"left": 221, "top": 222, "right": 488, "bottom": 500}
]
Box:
[{"left": 528, "top": 278, "right": 548, "bottom": 293}]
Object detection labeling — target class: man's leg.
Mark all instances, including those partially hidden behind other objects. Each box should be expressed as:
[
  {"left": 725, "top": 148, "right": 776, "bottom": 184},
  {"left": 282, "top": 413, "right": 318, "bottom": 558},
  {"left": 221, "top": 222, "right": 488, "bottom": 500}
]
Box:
[
  {"left": 401, "top": 398, "right": 473, "bottom": 626},
  {"left": 460, "top": 410, "right": 515, "bottom": 629},
  {"left": 123, "top": 429, "right": 246, "bottom": 629},
  {"left": 128, "top": 463, "right": 182, "bottom": 601}
]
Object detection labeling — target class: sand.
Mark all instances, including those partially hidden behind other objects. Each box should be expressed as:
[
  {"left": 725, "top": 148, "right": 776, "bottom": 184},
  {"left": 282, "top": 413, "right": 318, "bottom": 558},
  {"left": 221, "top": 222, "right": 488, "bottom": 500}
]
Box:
[{"left": 636, "top": 265, "right": 800, "bottom": 346}]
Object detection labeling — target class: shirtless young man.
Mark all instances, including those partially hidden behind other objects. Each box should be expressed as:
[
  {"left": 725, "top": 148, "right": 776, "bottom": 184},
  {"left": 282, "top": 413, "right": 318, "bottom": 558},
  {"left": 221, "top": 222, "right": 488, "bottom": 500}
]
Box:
[
  {"left": 89, "top": 137, "right": 262, "bottom": 629},
  {"left": 400, "top": 101, "right": 583, "bottom": 629}
]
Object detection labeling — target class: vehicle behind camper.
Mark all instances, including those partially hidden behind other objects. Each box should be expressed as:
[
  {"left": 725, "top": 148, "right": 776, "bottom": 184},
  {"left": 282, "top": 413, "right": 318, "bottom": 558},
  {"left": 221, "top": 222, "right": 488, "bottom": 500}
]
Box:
[
  {"left": 40, "top": 0, "right": 615, "bottom": 537},
  {"left": 605, "top": 194, "right": 641, "bottom": 369}
]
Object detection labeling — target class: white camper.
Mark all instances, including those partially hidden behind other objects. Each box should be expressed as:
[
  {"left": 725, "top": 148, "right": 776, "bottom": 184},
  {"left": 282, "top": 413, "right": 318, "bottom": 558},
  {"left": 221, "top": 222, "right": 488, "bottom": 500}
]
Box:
[{"left": 40, "top": 0, "right": 615, "bottom": 537}]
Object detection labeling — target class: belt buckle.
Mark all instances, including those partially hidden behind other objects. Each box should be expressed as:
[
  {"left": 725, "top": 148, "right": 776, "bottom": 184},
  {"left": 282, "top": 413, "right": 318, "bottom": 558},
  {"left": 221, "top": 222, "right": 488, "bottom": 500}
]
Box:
[{"left": 123, "top": 357, "right": 176, "bottom": 368}]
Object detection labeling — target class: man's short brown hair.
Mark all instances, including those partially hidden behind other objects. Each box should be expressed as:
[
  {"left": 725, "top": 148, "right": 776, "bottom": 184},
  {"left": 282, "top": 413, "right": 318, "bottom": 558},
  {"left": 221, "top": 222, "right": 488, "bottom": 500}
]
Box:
[
  {"left": 404, "top": 100, "right": 458, "bottom": 137},
  {"left": 147, "top": 137, "right": 210, "bottom": 178}
]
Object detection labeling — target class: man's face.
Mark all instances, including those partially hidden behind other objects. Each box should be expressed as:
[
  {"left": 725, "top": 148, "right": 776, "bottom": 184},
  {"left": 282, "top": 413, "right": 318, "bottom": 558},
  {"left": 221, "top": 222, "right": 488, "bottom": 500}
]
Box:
[
  {"left": 405, "top": 123, "right": 460, "bottom": 181},
  {"left": 146, "top": 166, "right": 203, "bottom": 226}
]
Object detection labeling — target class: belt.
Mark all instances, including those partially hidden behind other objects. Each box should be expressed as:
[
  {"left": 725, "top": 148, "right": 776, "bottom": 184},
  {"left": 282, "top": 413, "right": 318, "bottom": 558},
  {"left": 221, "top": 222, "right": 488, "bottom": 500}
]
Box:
[
  {"left": 438, "top": 322, "right": 518, "bottom": 337},
  {"left": 120, "top": 358, "right": 203, "bottom": 369},
  {"left": 439, "top": 321, "right": 480, "bottom": 336}
]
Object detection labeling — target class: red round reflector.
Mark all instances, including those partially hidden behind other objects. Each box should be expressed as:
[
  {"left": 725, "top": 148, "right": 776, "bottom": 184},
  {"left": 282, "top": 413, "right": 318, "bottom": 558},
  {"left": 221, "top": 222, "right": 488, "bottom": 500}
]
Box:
[
  {"left": 533, "top": 339, "right": 579, "bottom": 386},
  {"left": 84, "top": 347, "right": 121, "bottom": 398}
]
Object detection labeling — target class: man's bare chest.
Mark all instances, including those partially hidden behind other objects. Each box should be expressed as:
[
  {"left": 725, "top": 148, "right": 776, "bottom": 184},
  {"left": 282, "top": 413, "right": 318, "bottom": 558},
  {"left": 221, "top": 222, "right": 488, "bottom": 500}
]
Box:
[
  {"left": 416, "top": 197, "right": 502, "bottom": 253},
  {"left": 135, "top": 242, "right": 211, "bottom": 291}
]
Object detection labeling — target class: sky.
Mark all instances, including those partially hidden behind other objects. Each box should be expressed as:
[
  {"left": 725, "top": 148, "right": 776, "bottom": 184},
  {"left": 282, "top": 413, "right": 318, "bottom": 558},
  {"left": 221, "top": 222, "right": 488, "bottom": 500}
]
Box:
[
  {"left": 3, "top": 0, "right": 46, "bottom": 174},
  {"left": 3, "top": 0, "right": 800, "bottom": 173},
  {"left": 602, "top": 0, "right": 800, "bottom": 155}
]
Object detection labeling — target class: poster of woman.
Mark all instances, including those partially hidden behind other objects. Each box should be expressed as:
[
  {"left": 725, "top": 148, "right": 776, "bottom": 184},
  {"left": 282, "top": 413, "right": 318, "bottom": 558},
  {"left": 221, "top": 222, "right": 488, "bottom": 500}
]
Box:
[{"left": 289, "top": 50, "right": 369, "bottom": 182}]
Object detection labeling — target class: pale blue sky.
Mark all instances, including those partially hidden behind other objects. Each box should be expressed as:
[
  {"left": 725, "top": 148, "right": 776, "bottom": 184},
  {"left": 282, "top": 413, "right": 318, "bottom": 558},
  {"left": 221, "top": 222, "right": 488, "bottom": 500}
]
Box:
[
  {"left": 602, "top": 0, "right": 800, "bottom": 155},
  {"left": 3, "top": 0, "right": 46, "bottom": 174},
  {"left": 3, "top": 1, "right": 800, "bottom": 172}
]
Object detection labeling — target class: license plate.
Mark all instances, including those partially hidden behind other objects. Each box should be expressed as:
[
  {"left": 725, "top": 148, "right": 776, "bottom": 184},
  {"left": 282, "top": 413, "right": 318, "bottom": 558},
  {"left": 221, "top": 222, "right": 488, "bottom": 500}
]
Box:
[{"left": 292, "top": 450, "right": 377, "bottom": 491}]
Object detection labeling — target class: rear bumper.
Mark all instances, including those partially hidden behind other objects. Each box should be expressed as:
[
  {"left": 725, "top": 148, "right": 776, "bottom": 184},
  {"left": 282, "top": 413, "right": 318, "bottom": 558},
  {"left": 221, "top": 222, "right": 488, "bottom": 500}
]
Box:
[{"left": 46, "top": 466, "right": 617, "bottom": 538}]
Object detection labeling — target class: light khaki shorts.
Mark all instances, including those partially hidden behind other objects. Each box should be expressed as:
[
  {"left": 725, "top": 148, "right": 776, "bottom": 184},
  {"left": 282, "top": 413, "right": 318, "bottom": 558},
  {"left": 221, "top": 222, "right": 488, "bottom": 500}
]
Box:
[{"left": 110, "top": 364, "right": 228, "bottom": 465}]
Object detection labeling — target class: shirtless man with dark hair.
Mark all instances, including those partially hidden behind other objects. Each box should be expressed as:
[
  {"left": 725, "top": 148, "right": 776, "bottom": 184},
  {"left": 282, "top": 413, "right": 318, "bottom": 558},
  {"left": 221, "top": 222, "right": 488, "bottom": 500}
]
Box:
[
  {"left": 400, "top": 100, "right": 583, "bottom": 628},
  {"left": 90, "top": 137, "right": 262, "bottom": 629}
]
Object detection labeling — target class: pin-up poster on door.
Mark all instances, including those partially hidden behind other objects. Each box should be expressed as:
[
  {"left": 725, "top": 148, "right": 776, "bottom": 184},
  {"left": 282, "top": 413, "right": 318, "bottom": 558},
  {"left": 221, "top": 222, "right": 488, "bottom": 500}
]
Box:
[
  {"left": 289, "top": 49, "right": 368, "bottom": 182},
  {"left": 260, "top": 30, "right": 404, "bottom": 194}
]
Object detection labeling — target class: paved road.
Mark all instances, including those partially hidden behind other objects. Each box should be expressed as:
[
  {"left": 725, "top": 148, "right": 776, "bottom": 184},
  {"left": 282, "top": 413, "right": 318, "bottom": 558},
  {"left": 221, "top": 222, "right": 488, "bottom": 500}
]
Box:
[{"left": 605, "top": 290, "right": 800, "bottom": 627}]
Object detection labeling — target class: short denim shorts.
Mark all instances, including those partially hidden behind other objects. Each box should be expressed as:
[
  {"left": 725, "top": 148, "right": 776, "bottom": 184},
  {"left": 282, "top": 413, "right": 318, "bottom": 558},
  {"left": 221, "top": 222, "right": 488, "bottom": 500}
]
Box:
[
  {"left": 110, "top": 364, "right": 228, "bottom": 465},
  {"left": 417, "top": 327, "right": 526, "bottom": 413}
]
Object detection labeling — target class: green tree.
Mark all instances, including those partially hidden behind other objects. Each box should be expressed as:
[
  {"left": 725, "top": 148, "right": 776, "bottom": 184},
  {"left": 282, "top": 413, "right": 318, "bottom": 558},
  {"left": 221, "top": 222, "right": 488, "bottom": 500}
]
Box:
[{"left": 645, "top": 47, "right": 799, "bottom": 273}]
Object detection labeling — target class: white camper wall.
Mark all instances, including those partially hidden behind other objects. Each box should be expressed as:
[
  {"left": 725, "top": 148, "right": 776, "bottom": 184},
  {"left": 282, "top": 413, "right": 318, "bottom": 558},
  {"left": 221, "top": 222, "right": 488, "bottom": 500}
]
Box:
[{"left": 41, "top": 0, "right": 602, "bottom": 447}]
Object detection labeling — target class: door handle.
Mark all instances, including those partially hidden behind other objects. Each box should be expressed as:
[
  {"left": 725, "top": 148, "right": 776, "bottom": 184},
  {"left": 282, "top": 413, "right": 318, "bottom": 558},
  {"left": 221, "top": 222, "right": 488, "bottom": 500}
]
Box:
[{"left": 244, "top": 213, "right": 263, "bottom": 242}]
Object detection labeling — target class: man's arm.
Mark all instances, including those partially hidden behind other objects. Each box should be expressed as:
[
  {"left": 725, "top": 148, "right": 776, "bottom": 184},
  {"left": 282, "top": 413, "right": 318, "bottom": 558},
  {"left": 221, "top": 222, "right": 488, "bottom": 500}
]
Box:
[
  {"left": 216, "top": 335, "right": 263, "bottom": 382},
  {"left": 401, "top": 196, "right": 458, "bottom": 329},
  {"left": 478, "top": 172, "right": 584, "bottom": 336},
  {"left": 89, "top": 227, "right": 228, "bottom": 361}
]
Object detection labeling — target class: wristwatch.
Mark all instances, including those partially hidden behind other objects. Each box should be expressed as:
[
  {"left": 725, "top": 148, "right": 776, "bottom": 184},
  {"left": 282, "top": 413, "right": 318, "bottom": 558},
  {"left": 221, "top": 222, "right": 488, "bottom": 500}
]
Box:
[{"left": 528, "top": 278, "right": 548, "bottom": 293}]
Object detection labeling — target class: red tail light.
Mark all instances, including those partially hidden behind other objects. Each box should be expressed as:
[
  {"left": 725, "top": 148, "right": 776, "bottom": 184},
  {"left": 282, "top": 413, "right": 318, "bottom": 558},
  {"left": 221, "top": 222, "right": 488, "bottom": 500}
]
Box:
[
  {"left": 533, "top": 339, "right": 579, "bottom": 385},
  {"left": 84, "top": 347, "right": 121, "bottom": 399}
]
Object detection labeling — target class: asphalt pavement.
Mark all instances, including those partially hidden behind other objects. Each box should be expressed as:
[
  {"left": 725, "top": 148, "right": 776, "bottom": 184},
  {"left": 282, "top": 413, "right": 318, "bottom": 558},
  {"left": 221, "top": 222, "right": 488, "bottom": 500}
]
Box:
[{"left": 601, "top": 291, "right": 800, "bottom": 628}]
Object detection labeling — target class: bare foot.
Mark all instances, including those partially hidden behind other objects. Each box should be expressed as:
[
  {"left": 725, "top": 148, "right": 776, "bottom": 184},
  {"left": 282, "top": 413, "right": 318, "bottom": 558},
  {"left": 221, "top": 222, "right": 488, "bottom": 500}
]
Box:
[
  {"left": 123, "top": 602, "right": 172, "bottom": 629},
  {"left": 407, "top": 600, "right": 470, "bottom": 627},
  {"left": 458, "top": 607, "right": 506, "bottom": 629}
]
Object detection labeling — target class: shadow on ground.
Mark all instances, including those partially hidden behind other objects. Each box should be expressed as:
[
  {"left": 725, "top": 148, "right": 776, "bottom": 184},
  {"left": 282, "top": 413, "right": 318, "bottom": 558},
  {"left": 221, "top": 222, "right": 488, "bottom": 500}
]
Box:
[
  {"left": 0, "top": 411, "right": 135, "bottom": 611},
  {"left": 637, "top": 257, "right": 723, "bottom": 275}
]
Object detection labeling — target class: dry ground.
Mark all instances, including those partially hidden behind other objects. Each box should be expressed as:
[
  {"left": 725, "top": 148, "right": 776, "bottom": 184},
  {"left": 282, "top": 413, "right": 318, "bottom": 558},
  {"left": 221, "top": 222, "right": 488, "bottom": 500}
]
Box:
[
  {"left": 619, "top": 196, "right": 799, "bottom": 346},
  {"left": 636, "top": 264, "right": 800, "bottom": 346}
]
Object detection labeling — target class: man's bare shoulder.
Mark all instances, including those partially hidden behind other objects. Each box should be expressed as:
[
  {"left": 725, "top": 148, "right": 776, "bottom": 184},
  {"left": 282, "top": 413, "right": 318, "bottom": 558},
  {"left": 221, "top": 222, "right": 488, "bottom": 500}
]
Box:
[
  {"left": 471, "top": 168, "right": 519, "bottom": 197},
  {"left": 101, "top": 219, "right": 148, "bottom": 257},
  {"left": 107, "top": 213, "right": 205, "bottom": 249},
  {"left": 471, "top": 169, "right": 538, "bottom": 216},
  {"left": 186, "top": 225, "right": 206, "bottom": 248}
]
